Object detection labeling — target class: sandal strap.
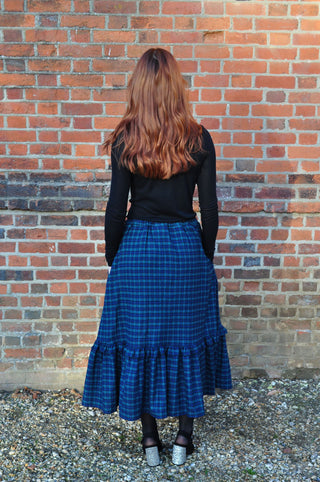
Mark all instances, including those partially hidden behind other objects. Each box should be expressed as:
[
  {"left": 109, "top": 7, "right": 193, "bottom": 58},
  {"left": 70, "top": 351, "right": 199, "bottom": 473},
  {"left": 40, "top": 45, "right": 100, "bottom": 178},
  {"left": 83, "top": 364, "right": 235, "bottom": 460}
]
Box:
[
  {"left": 141, "top": 432, "right": 163, "bottom": 452},
  {"left": 177, "top": 429, "right": 193, "bottom": 440},
  {"left": 174, "top": 430, "right": 194, "bottom": 455}
]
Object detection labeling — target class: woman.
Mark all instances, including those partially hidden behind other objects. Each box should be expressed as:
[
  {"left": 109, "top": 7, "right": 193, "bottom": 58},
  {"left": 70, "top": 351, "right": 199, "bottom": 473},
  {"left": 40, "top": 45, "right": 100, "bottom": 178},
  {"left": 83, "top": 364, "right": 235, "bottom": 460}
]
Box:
[{"left": 82, "top": 48, "right": 232, "bottom": 466}]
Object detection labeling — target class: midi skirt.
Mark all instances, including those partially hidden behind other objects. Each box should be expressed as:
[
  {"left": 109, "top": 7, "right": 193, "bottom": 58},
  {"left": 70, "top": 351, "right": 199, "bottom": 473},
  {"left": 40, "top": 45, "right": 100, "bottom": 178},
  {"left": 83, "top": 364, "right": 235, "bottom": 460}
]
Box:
[{"left": 82, "top": 218, "right": 232, "bottom": 421}]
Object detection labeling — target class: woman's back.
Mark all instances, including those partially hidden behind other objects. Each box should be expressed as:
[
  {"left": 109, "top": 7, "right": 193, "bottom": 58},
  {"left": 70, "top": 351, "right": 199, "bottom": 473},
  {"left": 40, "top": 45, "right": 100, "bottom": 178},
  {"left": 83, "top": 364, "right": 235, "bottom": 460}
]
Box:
[{"left": 105, "top": 126, "right": 219, "bottom": 264}]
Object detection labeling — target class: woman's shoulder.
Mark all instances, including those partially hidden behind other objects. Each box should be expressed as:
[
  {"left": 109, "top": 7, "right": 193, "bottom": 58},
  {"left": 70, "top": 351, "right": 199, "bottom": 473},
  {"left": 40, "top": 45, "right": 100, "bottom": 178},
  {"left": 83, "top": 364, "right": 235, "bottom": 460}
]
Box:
[
  {"left": 111, "top": 132, "right": 124, "bottom": 152},
  {"left": 200, "top": 125, "right": 214, "bottom": 149}
]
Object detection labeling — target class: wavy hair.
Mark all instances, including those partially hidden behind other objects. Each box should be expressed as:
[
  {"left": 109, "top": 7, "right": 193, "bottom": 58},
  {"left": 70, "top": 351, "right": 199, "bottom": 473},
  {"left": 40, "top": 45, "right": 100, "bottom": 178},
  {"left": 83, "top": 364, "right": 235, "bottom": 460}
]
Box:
[{"left": 103, "top": 48, "right": 203, "bottom": 179}]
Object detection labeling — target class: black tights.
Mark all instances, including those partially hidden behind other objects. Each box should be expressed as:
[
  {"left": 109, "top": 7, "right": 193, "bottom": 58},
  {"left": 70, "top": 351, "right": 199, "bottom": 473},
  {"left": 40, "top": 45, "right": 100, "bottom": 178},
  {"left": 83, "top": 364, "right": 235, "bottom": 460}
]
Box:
[{"left": 141, "top": 413, "right": 194, "bottom": 447}]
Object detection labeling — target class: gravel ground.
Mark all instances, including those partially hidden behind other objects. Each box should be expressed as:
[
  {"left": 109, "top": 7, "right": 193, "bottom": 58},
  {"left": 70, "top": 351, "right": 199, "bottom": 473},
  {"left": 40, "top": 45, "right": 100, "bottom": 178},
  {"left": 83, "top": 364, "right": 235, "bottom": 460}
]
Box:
[{"left": 0, "top": 379, "right": 319, "bottom": 482}]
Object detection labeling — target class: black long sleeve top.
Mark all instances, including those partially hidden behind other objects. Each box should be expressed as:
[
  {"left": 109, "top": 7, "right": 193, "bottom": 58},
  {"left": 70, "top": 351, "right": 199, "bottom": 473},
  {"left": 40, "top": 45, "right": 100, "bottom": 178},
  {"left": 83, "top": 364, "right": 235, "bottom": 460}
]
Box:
[{"left": 104, "top": 126, "right": 219, "bottom": 266}]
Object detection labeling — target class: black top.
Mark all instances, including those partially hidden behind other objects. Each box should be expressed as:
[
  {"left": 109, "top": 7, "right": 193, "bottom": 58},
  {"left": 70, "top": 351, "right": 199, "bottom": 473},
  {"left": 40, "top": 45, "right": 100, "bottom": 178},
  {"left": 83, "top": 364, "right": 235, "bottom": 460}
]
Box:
[{"left": 105, "top": 126, "right": 219, "bottom": 266}]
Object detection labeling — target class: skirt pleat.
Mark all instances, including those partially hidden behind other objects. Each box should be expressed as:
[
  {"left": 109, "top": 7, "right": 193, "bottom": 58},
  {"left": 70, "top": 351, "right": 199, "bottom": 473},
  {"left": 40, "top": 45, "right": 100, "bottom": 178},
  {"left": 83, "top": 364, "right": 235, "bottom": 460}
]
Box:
[{"left": 82, "top": 219, "right": 232, "bottom": 421}]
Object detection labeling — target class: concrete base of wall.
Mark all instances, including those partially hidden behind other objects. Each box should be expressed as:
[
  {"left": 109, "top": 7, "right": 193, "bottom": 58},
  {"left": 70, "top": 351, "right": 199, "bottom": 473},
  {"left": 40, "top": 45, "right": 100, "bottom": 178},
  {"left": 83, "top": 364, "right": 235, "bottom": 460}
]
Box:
[{"left": 0, "top": 370, "right": 86, "bottom": 392}]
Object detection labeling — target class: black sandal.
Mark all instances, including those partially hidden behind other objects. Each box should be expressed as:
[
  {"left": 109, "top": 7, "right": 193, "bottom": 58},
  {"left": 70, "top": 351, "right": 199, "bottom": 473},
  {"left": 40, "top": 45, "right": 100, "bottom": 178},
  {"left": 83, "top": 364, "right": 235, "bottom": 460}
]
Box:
[{"left": 172, "top": 429, "right": 194, "bottom": 465}]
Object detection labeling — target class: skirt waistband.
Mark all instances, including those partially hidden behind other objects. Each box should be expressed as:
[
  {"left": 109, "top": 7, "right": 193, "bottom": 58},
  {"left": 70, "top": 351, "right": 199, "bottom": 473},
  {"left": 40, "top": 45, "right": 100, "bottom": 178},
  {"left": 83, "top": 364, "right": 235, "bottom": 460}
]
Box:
[{"left": 125, "top": 218, "right": 199, "bottom": 228}]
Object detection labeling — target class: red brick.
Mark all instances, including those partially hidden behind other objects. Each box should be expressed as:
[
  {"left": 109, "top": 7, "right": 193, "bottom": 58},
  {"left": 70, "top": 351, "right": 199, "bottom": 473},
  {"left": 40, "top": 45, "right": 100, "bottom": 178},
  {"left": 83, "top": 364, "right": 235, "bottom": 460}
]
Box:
[
  {"left": 256, "top": 18, "right": 298, "bottom": 31},
  {"left": 139, "top": 1, "right": 159, "bottom": 14},
  {"left": 100, "top": 46, "right": 124, "bottom": 60},
  {"left": 60, "top": 15, "right": 105, "bottom": 28},
  {"left": 222, "top": 118, "right": 263, "bottom": 131},
  {"left": 70, "top": 30, "right": 91, "bottom": 43},
  {"left": 250, "top": 229, "right": 268, "bottom": 240},
  {"left": 26, "top": 89, "right": 69, "bottom": 101},
  {"left": 131, "top": 16, "right": 172, "bottom": 29},
  {"left": 92, "top": 59, "right": 135, "bottom": 73},
  {"left": 233, "top": 132, "right": 252, "bottom": 144},
  {"left": 93, "top": 30, "right": 136, "bottom": 43},
  {"left": 43, "top": 347, "right": 65, "bottom": 358},
  {"left": 7, "top": 116, "right": 27, "bottom": 128},
  {"left": 293, "top": 33, "right": 320, "bottom": 46},
  {"left": 202, "top": 31, "right": 225, "bottom": 44},
  {"left": 232, "top": 47, "right": 253, "bottom": 60},
  {"left": 58, "top": 243, "right": 95, "bottom": 254},
  {"left": 226, "top": 32, "right": 267, "bottom": 45},
  {"left": 63, "top": 159, "right": 105, "bottom": 170},
  {"left": 288, "top": 146, "right": 320, "bottom": 159},
  {"left": 199, "top": 61, "right": 221, "bottom": 73},
  {"left": 299, "top": 48, "right": 319, "bottom": 61},
  {"left": 61, "top": 103, "right": 102, "bottom": 116},
  {"left": 299, "top": 134, "right": 318, "bottom": 145},
  {"left": 255, "top": 133, "right": 296, "bottom": 145},
  {"left": 0, "top": 74, "right": 36, "bottom": 86},
  {"left": 6, "top": 88, "right": 22, "bottom": 99},
  {"left": 226, "top": 1, "right": 266, "bottom": 15},
  {"left": 224, "top": 89, "right": 262, "bottom": 103},
  {"left": 201, "top": 89, "right": 222, "bottom": 102},
  {"left": 3, "top": 30, "right": 23, "bottom": 42},
  {"left": 291, "top": 4, "right": 319, "bottom": 16},
  {"left": 94, "top": 0, "right": 136, "bottom": 13},
  {"left": 26, "top": 30, "right": 67, "bottom": 42},
  {"left": 257, "top": 47, "right": 297, "bottom": 60},
  {"left": 293, "top": 62, "right": 320, "bottom": 75},
  {"left": 29, "top": 59, "right": 71, "bottom": 72},
  {"left": 232, "top": 18, "right": 253, "bottom": 31},
  {"left": 175, "top": 17, "right": 194, "bottom": 30},
  {"left": 108, "top": 15, "right": 129, "bottom": 29},
  {"left": 171, "top": 46, "right": 192, "bottom": 59},
  {"left": 194, "top": 75, "right": 228, "bottom": 88},
  {"left": 256, "top": 76, "right": 295, "bottom": 89},
  {"left": 59, "top": 44, "right": 102, "bottom": 57},
  {"left": 270, "top": 62, "right": 290, "bottom": 76},
  {"left": 256, "top": 161, "right": 298, "bottom": 173},
  {"left": 161, "top": 31, "right": 202, "bottom": 44},
  {"left": 61, "top": 75, "right": 103, "bottom": 87},
  {"left": 269, "top": 33, "right": 291, "bottom": 46},
  {"left": 288, "top": 203, "right": 320, "bottom": 214},
  {"left": 162, "top": 1, "right": 201, "bottom": 14},
  {"left": 292, "top": 230, "right": 312, "bottom": 241},
  {"left": 195, "top": 104, "right": 226, "bottom": 116},
  {"left": 74, "top": 0, "right": 90, "bottom": 12},
  {"left": 4, "top": 0, "right": 24, "bottom": 10},
  {"left": 269, "top": 3, "right": 288, "bottom": 16},
  {"left": 224, "top": 61, "right": 267, "bottom": 74},
  {"left": 301, "top": 19, "right": 320, "bottom": 32},
  {"left": 195, "top": 46, "right": 230, "bottom": 59},
  {"left": 27, "top": 0, "right": 71, "bottom": 12},
  {"left": 223, "top": 201, "right": 264, "bottom": 213},
  {"left": 19, "top": 242, "right": 55, "bottom": 253},
  {"left": 203, "top": 1, "right": 223, "bottom": 15},
  {"left": 196, "top": 17, "right": 230, "bottom": 30},
  {"left": 267, "top": 146, "right": 285, "bottom": 158},
  {"left": 5, "top": 348, "right": 40, "bottom": 358},
  {"left": 290, "top": 118, "right": 320, "bottom": 130},
  {"left": 0, "top": 14, "right": 35, "bottom": 27},
  {"left": 139, "top": 30, "right": 158, "bottom": 44}
]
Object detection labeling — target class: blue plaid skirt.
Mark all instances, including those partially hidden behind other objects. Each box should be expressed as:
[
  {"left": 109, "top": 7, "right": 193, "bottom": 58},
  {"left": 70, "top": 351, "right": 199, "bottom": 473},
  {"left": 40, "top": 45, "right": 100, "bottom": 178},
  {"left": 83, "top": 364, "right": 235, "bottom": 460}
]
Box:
[{"left": 82, "top": 219, "right": 232, "bottom": 421}]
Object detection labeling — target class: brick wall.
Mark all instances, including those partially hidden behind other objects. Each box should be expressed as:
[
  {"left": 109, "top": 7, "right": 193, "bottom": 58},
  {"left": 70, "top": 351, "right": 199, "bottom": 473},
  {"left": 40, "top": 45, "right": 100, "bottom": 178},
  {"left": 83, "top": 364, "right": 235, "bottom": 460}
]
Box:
[{"left": 1, "top": 0, "right": 319, "bottom": 390}]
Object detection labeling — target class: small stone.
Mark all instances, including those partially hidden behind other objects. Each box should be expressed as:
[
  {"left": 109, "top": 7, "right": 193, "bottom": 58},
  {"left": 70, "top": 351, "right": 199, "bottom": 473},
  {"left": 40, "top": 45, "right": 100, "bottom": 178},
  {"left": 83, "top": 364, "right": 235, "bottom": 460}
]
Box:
[{"left": 282, "top": 447, "right": 293, "bottom": 454}]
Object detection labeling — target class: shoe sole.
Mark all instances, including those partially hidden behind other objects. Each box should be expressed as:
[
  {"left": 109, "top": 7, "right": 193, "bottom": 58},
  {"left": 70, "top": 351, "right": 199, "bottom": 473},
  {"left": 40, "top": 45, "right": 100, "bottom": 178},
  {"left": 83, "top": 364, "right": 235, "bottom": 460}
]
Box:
[
  {"left": 172, "top": 444, "right": 187, "bottom": 465},
  {"left": 145, "top": 446, "right": 160, "bottom": 466}
]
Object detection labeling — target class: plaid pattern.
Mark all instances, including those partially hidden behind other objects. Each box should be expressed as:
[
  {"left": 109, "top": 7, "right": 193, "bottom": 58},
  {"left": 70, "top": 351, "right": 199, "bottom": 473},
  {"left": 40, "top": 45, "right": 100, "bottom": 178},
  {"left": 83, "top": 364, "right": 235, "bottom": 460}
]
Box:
[{"left": 82, "top": 219, "right": 232, "bottom": 421}]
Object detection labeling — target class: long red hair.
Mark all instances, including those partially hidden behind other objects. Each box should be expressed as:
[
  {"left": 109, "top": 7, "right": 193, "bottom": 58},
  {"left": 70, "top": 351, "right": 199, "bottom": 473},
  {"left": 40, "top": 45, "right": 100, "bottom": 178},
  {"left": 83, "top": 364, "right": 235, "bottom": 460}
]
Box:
[{"left": 103, "top": 48, "right": 203, "bottom": 179}]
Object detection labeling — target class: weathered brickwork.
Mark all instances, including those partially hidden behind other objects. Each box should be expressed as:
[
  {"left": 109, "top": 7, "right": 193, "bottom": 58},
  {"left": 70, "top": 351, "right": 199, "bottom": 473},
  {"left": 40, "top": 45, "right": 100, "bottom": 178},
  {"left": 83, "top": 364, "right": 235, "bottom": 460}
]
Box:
[{"left": 0, "top": 0, "right": 319, "bottom": 389}]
